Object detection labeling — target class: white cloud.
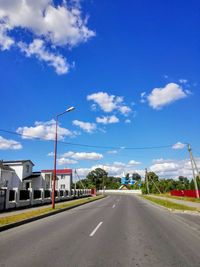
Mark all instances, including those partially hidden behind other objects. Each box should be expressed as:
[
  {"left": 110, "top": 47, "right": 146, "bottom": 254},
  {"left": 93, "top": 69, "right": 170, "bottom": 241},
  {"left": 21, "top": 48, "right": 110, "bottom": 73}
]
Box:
[
  {"left": 87, "top": 92, "right": 118, "bottom": 112},
  {"left": 150, "top": 162, "right": 179, "bottom": 174},
  {"left": 179, "top": 79, "right": 188, "bottom": 84},
  {"left": 73, "top": 157, "right": 200, "bottom": 179},
  {"left": 0, "top": 136, "right": 22, "bottom": 150},
  {"left": 87, "top": 92, "right": 132, "bottom": 115},
  {"left": 74, "top": 161, "right": 145, "bottom": 178},
  {"left": 72, "top": 120, "right": 96, "bottom": 133},
  {"left": 140, "top": 92, "right": 147, "bottom": 103},
  {"left": 18, "top": 39, "right": 69, "bottom": 74},
  {"left": 57, "top": 157, "right": 78, "bottom": 166},
  {"left": 17, "top": 119, "right": 74, "bottom": 141},
  {"left": 74, "top": 168, "right": 91, "bottom": 177},
  {"left": 91, "top": 163, "right": 144, "bottom": 178},
  {"left": 172, "top": 142, "right": 186, "bottom": 150},
  {"left": 96, "top": 115, "right": 119, "bottom": 124},
  {"left": 0, "top": 0, "right": 94, "bottom": 73},
  {"left": 149, "top": 158, "right": 200, "bottom": 178},
  {"left": 118, "top": 105, "right": 132, "bottom": 115},
  {"left": 113, "top": 161, "right": 126, "bottom": 167},
  {"left": 57, "top": 151, "right": 103, "bottom": 166},
  {"left": 0, "top": 24, "right": 14, "bottom": 50},
  {"left": 125, "top": 119, "right": 131, "bottom": 124},
  {"left": 62, "top": 151, "right": 103, "bottom": 160},
  {"left": 107, "top": 150, "right": 118, "bottom": 154},
  {"left": 147, "top": 83, "right": 189, "bottom": 109},
  {"left": 47, "top": 152, "right": 54, "bottom": 156},
  {"left": 152, "top": 158, "right": 172, "bottom": 164},
  {"left": 128, "top": 160, "right": 141, "bottom": 166}
]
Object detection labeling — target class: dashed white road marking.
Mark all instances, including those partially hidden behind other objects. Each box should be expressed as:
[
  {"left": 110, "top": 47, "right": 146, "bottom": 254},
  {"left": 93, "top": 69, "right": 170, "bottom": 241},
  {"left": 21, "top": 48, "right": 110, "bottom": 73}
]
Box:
[
  {"left": 112, "top": 204, "right": 116, "bottom": 208},
  {"left": 89, "top": 222, "right": 103, "bottom": 237}
]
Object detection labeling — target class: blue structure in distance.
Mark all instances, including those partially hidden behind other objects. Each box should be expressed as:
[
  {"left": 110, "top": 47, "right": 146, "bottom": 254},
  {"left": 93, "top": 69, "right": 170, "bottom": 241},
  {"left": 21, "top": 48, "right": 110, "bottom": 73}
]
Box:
[{"left": 121, "top": 176, "right": 135, "bottom": 185}]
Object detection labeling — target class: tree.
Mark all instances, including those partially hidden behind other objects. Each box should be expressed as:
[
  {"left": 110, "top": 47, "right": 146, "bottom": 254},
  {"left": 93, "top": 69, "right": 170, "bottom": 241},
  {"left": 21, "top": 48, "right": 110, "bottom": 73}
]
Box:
[
  {"left": 86, "top": 168, "right": 108, "bottom": 190},
  {"left": 105, "top": 176, "right": 121, "bottom": 189},
  {"left": 145, "top": 172, "right": 159, "bottom": 194},
  {"left": 132, "top": 172, "right": 141, "bottom": 181},
  {"left": 147, "top": 172, "right": 159, "bottom": 182}
]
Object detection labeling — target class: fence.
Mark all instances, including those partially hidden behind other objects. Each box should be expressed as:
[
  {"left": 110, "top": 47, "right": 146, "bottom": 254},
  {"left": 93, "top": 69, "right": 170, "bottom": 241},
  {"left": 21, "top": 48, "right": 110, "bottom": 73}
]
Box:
[
  {"left": 170, "top": 190, "right": 200, "bottom": 198},
  {"left": 98, "top": 189, "right": 142, "bottom": 195},
  {"left": 1, "top": 188, "right": 92, "bottom": 211}
]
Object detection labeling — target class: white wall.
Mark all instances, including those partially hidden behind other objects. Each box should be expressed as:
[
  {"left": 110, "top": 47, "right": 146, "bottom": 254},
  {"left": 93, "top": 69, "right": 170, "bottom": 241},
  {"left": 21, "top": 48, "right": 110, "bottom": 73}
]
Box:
[
  {"left": 30, "top": 176, "right": 44, "bottom": 190},
  {"left": 41, "top": 173, "right": 52, "bottom": 189},
  {"left": 57, "top": 174, "right": 72, "bottom": 191},
  {"left": 41, "top": 172, "right": 72, "bottom": 191},
  {"left": 10, "top": 165, "right": 23, "bottom": 181},
  {"left": 3, "top": 161, "right": 34, "bottom": 189},
  {"left": 0, "top": 169, "right": 21, "bottom": 188},
  {"left": 98, "top": 189, "right": 142, "bottom": 194},
  {"left": 6, "top": 161, "right": 33, "bottom": 181},
  {"left": 22, "top": 162, "right": 33, "bottom": 179}
]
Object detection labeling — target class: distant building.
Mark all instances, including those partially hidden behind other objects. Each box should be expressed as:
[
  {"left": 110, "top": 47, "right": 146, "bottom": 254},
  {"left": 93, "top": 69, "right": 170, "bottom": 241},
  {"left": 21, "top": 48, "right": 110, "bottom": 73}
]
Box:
[{"left": 41, "top": 169, "right": 72, "bottom": 191}]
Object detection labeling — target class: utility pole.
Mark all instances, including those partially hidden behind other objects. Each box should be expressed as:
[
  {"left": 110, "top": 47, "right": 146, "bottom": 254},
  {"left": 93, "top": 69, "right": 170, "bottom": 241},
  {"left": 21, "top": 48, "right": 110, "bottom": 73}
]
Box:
[
  {"left": 149, "top": 175, "right": 162, "bottom": 194},
  {"left": 75, "top": 169, "right": 85, "bottom": 189},
  {"left": 102, "top": 175, "right": 104, "bottom": 196},
  {"left": 74, "top": 170, "right": 77, "bottom": 191},
  {"left": 187, "top": 144, "right": 199, "bottom": 198},
  {"left": 145, "top": 168, "right": 150, "bottom": 194}
]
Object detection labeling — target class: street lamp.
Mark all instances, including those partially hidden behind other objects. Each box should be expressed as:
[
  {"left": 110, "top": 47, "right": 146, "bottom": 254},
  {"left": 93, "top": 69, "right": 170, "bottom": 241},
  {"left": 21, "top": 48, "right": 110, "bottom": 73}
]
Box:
[{"left": 52, "top": 106, "right": 75, "bottom": 209}]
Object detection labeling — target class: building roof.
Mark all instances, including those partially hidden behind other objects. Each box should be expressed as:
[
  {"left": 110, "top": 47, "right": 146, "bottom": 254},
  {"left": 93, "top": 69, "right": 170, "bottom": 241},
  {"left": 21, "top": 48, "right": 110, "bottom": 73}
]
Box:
[
  {"left": 41, "top": 169, "right": 72, "bottom": 174},
  {"left": 23, "top": 172, "right": 41, "bottom": 181},
  {"left": 0, "top": 163, "right": 14, "bottom": 171},
  {"left": 2, "top": 160, "right": 35, "bottom": 166}
]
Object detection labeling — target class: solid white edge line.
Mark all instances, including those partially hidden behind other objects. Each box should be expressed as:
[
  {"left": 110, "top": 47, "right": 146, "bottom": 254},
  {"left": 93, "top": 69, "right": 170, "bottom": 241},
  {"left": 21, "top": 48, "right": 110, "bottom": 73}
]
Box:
[{"left": 89, "top": 221, "right": 103, "bottom": 237}]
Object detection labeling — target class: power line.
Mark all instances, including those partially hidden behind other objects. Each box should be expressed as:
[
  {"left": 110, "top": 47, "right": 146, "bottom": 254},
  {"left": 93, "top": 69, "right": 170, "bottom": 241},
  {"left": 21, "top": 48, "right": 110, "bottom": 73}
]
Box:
[{"left": 0, "top": 128, "right": 176, "bottom": 151}]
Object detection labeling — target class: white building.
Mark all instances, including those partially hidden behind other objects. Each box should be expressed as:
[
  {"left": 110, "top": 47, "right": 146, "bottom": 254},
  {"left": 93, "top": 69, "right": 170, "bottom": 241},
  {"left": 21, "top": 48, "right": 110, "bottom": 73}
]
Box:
[
  {"left": 41, "top": 169, "right": 72, "bottom": 191},
  {"left": 0, "top": 160, "right": 43, "bottom": 189},
  {"left": 0, "top": 160, "right": 73, "bottom": 191},
  {"left": 0, "top": 162, "right": 16, "bottom": 188}
]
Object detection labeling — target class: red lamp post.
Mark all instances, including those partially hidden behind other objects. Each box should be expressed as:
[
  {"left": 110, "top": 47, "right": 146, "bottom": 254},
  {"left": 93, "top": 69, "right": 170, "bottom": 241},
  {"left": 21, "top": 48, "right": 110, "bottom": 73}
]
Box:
[{"left": 52, "top": 107, "right": 75, "bottom": 209}]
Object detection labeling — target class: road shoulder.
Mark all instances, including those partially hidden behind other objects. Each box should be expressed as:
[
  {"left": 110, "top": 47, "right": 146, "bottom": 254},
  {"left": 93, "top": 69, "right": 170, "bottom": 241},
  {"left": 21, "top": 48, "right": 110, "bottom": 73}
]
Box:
[{"left": 0, "top": 195, "right": 106, "bottom": 232}]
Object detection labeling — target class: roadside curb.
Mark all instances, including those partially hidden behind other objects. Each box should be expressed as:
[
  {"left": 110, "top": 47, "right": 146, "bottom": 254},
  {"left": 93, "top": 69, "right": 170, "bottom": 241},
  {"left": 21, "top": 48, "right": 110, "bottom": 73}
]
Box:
[{"left": 0, "top": 196, "right": 106, "bottom": 232}]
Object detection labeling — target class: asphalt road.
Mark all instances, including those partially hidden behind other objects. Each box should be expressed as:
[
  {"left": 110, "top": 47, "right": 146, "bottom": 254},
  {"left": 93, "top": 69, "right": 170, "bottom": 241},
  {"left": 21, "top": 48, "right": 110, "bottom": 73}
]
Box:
[{"left": 0, "top": 194, "right": 200, "bottom": 267}]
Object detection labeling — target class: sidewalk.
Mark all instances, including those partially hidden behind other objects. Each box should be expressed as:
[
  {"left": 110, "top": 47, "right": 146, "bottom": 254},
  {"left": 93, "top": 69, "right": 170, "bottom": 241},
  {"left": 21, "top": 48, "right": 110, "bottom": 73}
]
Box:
[
  {"left": 150, "top": 195, "right": 200, "bottom": 209},
  {"left": 0, "top": 198, "right": 80, "bottom": 218}
]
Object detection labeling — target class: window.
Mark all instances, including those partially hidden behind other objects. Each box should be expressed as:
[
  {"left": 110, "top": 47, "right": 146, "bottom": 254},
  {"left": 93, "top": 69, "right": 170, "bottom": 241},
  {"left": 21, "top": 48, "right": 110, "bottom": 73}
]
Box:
[
  {"left": 26, "top": 165, "right": 30, "bottom": 173},
  {"left": 45, "top": 174, "right": 51, "bottom": 189},
  {"left": 61, "top": 184, "right": 65, "bottom": 189},
  {"left": 60, "top": 175, "right": 65, "bottom": 179}
]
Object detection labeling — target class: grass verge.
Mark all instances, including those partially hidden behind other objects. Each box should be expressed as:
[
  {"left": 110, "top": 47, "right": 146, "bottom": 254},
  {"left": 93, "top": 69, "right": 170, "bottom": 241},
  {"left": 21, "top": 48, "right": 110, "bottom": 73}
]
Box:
[
  {"left": 142, "top": 195, "right": 199, "bottom": 212},
  {"left": 152, "top": 193, "right": 200, "bottom": 203},
  {"left": 0, "top": 196, "right": 104, "bottom": 226}
]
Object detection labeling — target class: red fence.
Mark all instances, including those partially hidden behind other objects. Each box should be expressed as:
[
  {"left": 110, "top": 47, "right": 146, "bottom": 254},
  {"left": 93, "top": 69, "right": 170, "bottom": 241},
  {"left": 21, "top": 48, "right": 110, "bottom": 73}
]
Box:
[
  {"left": 91, "top": 188, "right": 96, "bottom": 196},
  {"left": 170, "top": 190, "right": 200, "bottom": 198}
]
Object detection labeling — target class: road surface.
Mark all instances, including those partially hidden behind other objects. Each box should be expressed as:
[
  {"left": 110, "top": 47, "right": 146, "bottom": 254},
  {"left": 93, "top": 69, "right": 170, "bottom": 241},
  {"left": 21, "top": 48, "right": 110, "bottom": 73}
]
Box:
[{"left": 0, "top": 194, "right": 200, "bottom": 267}]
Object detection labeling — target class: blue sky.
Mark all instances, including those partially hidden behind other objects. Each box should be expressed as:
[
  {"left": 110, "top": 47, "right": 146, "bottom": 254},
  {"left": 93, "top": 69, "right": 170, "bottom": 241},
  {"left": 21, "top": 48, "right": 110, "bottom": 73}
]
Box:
[{"left": 0, "top": 0, "right": 200, "bottom": 178}]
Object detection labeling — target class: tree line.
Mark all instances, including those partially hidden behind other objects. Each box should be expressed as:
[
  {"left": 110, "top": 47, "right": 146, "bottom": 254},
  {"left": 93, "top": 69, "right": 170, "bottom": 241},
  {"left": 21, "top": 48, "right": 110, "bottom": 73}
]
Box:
[{"left": 73, "top": 168, "right": 200, "bottom": 193}]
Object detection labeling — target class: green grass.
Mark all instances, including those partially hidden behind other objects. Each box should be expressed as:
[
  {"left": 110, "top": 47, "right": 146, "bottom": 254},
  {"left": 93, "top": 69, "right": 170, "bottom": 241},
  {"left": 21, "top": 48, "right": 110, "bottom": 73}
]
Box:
[
  {"left": 0, "top": 196, "right": 104, "bottom": 226},
  {"left": 152, "top": 193, "right": 200, "bottom": 203},
  {"left": 142, "top": 195, "right": 199, "bottom": 212}
]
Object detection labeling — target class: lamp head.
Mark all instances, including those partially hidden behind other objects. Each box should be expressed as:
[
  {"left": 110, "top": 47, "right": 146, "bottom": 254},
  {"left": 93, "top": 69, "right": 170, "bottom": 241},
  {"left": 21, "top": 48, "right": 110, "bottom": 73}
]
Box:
[{"left": 66, "top": 106, "right": 75, "bottom": 112}]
